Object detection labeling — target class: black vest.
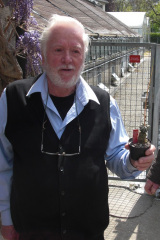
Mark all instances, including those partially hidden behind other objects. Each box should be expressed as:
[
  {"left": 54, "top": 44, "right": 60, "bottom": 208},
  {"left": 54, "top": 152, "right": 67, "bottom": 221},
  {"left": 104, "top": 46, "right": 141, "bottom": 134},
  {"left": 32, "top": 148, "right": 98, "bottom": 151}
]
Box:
[{"left": 5, "top": 76, "right": 112, "bottom": 238}]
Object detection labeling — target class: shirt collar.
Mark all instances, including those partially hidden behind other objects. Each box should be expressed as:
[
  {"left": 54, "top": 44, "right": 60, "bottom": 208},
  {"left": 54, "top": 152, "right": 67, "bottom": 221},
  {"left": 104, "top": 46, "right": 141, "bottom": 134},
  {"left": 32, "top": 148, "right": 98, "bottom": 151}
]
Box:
[
  {"left": 26, "top": 73, "right": 100, "bottom": 106},
  {"left": 26, "top": 73, "right": 48, "bottom": 104},
  {"left": 76, "top": 76, "right": 100, "bottom": 106}
]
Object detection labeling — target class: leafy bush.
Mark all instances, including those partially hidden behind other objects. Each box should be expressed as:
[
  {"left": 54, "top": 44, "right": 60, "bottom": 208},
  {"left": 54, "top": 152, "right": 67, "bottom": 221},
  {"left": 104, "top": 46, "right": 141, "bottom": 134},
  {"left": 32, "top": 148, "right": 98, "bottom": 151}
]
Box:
[{"left": 150, "top": 32, "right": 160, "bottom": 44}]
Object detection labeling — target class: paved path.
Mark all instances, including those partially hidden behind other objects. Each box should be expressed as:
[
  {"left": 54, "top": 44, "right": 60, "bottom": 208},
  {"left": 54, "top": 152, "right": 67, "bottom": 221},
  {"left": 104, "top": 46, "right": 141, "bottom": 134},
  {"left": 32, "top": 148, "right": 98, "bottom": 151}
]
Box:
[{"left": 104, "top": 180, "right": 160, "bottom": 240}]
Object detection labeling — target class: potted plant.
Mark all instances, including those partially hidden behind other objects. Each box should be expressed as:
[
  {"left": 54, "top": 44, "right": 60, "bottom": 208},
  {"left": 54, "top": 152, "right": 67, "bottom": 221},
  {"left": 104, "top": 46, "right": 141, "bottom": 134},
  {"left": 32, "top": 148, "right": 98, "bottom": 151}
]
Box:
[{"left": 129, "top": 125, "right": 151, "bottom": 161}]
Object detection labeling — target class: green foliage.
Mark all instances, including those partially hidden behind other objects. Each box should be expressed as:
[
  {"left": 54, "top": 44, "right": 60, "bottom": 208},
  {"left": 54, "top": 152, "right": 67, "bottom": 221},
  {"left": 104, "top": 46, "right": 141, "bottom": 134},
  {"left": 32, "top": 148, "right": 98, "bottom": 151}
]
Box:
[
  {"left": 138, "top": 131, "right": 147, "bottom": 144},
  {"left": 112, "top": 0, "right": 154, "bottom": 12},
  {"left": 138, "top": 124, "right": 150, "bottom": 144},
  {"left": 131, "top": 0, "right": 149, "bottom": 12},
  {"left": 113, "top": 0, "right": 132, "bottom": 12},
  {"left": 150, "top": 32, "right": 160, "bottom": 43},
  {"left": 147, "top": 2, "right": 160, "bottom": 32}
]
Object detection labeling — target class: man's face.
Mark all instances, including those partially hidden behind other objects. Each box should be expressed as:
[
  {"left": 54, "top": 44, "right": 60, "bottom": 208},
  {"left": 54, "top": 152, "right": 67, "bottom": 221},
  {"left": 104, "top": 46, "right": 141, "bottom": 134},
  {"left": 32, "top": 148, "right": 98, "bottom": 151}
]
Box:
[{"left": 43, "top": 23, "right": 85, "bottom": 88}]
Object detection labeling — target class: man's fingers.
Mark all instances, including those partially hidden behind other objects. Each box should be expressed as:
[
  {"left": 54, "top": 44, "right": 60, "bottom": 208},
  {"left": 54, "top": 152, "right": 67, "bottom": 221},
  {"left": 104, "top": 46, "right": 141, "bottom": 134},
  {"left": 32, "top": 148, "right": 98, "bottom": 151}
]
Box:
[{"left": 145, "top": 179, "right": 159, "bottom": 195}]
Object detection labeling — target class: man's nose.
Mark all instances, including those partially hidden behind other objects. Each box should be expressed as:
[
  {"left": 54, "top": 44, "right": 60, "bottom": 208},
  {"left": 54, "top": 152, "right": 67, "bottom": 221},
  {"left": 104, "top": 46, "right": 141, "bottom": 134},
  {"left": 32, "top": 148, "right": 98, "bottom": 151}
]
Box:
[{"left": 62, "top": 51, "right": 72, "bottom": 64}]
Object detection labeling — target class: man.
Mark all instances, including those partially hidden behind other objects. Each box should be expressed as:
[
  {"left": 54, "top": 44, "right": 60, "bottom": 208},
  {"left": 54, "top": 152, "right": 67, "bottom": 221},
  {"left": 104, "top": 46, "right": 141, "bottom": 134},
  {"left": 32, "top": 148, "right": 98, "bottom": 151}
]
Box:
[
  {"left": 0, "top": 14, "right": 155, "bottom": 240},
  {"left": 145, "top": 149, "right": 160, "bottom": 195}
]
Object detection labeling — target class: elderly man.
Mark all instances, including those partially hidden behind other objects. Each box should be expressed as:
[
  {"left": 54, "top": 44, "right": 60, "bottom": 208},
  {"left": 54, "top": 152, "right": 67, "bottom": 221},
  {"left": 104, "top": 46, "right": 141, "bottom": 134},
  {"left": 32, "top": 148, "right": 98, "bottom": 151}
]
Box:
[{"left": 0, "top": 14, "right": 155, "bottom": 240}]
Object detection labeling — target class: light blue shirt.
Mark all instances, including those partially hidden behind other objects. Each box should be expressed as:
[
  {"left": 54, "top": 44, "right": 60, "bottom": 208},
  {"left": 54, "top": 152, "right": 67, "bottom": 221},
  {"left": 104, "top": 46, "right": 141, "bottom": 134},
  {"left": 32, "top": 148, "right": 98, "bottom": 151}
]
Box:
[{"left": 0, "top": 73, "right": 140, "bottom": 226}]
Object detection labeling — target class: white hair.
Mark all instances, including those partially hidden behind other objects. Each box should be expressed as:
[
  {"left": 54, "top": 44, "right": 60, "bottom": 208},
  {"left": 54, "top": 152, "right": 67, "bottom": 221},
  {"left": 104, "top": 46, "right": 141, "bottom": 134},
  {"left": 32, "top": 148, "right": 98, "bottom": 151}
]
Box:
[{"left": 40, "top": 14, "right": 90, "bottom": 58}]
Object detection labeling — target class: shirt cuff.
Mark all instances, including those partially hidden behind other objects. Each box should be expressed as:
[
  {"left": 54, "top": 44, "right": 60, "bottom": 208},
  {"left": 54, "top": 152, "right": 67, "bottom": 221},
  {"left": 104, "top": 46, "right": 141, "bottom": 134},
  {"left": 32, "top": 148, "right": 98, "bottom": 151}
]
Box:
[
  {"left": 126, "top": 154, "right": 140, "bottom": 173},
  {"left": 1, "top": 209, "right": 13, "bottom": 226}
]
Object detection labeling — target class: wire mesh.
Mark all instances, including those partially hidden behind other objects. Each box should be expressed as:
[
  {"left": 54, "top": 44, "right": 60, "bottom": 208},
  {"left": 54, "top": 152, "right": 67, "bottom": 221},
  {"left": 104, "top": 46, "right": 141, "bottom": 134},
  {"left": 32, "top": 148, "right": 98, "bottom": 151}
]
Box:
[{"left": 83, "top": 43, "right": 153, "bottom": 181}]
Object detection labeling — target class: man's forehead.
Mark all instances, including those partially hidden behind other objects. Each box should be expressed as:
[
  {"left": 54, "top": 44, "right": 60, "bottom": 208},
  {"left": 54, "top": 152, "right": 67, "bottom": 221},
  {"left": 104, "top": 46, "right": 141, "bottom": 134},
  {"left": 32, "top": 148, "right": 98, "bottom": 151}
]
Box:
[
  {"left": 50, "top": 41, "right": 83, "bottom": 48},
  {"left": 48, "top": 25, "right": 84, "bottom": 48}
]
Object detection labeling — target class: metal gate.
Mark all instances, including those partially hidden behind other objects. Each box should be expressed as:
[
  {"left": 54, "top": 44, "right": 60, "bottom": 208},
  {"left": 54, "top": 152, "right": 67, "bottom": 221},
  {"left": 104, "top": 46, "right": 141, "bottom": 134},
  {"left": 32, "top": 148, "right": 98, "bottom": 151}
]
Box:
[{"left": 82, "top": 42, "right": 160, "bottom": 181}]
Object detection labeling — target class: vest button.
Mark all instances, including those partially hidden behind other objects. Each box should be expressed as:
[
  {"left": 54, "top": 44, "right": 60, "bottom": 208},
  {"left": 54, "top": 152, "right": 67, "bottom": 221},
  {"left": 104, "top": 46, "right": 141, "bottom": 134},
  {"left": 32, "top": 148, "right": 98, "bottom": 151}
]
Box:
[
  {"left": 61, "top": 191, "right": 65, "bottom": 196},
  {"left": 62, "top": 229, "right": 67, "bottom": 234},
  {"left": 59, "top": 145, "right": 62, "bottom": 150},
  {"left": 61, "top": 212, "right": 66, "bottom": 217},
  {"left": 60, "top": 166, "right": 64, "bottom": 172}
]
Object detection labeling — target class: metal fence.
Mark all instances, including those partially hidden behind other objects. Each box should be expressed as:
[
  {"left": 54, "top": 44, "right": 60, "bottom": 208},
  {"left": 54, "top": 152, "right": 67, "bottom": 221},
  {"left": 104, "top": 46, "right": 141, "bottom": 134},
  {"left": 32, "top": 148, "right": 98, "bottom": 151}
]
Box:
[{"left": 82, "top": 42, "right": 160, "bottom": 181}]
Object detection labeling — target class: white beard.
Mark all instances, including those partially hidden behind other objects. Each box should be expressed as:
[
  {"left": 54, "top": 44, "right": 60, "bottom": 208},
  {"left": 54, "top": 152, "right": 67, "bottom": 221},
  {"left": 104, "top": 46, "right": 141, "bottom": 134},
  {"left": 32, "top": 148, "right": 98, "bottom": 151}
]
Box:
[{"left": 44, "top": 63, "right": 84, "bottom": 88}]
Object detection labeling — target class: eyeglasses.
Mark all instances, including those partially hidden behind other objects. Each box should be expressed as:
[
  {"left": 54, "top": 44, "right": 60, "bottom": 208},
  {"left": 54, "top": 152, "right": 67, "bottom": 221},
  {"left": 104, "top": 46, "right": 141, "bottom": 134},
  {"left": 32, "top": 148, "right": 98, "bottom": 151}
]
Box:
[
  {"left": 41, "top": 93, "right": 81, "bottom": 157},
  {"left": 41, "top": 119, "right": 81, "bottom": 156}
]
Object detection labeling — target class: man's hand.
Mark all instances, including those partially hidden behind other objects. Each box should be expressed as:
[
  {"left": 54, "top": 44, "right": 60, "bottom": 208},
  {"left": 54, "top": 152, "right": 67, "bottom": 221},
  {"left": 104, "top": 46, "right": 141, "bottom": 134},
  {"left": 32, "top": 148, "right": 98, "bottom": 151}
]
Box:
[
  {"left": 1, "top": 225, "right": 19, "bottom": 240},
  {"left": 125, "top": 143, "right": 156, "bottom": 171},
  {"left": 145, "top": 179, "right": 160, "bottom": 195}
]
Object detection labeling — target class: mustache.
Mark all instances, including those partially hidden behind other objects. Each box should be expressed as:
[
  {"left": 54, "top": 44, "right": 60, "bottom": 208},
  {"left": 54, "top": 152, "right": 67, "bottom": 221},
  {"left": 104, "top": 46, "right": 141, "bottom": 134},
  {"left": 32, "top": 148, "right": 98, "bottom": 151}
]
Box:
[{"left": 57, "top": 65, "right": 75, "bottom": 70}]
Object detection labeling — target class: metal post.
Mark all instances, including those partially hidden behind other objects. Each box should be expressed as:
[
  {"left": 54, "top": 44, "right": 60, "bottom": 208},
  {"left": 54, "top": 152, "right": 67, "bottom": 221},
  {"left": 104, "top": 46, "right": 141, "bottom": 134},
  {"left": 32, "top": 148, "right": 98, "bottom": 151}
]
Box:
[{"left": 152, "top": 44, "right": 160, "bottom": 153}]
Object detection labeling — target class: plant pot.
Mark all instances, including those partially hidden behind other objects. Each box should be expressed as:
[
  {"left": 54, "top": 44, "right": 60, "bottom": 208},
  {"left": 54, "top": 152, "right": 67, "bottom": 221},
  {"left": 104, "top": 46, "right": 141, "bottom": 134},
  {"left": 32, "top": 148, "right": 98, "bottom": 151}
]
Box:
[{"left": 128, "top": 138, "right": 151, "bottom": 161}]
